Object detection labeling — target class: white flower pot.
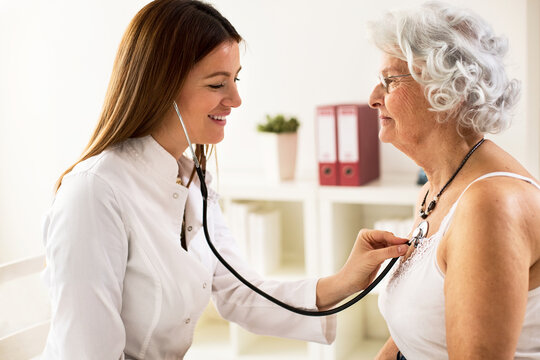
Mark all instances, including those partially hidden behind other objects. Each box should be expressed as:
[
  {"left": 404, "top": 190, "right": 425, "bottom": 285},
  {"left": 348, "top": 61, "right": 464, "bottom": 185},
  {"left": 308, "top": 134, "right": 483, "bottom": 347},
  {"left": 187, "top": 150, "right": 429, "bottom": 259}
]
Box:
[{"left": 259, "top": 132, "right": 298, "bottom": 182}]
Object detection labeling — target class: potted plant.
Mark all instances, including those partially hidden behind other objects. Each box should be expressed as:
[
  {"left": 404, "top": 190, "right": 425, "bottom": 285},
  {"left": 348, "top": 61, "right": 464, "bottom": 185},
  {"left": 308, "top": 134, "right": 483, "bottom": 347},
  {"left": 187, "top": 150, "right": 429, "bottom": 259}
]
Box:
[{"left": 256, "top": 114, "right": 300, "bottom": 182}]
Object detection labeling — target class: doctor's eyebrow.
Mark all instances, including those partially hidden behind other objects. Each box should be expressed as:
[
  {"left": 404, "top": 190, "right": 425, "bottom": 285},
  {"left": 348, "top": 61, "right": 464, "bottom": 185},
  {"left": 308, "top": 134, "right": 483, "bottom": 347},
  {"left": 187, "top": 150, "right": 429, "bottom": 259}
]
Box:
[{"left": 203, "top": 67, "right": 242, "bottom": 79}]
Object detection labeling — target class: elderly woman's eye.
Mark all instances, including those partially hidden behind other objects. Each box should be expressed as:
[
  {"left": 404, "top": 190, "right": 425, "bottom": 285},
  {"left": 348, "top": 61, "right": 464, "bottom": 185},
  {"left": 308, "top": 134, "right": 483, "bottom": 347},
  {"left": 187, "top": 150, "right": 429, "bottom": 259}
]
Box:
[{"left": 386, "top": 78, "right": 397, "bottom": 89}]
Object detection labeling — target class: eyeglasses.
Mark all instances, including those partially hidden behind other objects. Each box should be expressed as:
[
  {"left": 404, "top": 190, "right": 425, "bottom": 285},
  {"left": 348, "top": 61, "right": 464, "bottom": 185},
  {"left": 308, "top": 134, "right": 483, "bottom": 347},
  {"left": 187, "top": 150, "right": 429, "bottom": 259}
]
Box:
[{"left": 378, "top": 73, "right": 412, "bottom": 93}]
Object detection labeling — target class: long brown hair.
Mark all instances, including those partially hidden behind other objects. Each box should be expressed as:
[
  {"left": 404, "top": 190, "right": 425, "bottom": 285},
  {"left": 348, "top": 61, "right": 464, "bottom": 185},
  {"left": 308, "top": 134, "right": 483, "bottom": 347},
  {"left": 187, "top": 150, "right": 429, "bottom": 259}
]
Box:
[{"left": 55, "top": 0, "right": 241, "bottom": 191}]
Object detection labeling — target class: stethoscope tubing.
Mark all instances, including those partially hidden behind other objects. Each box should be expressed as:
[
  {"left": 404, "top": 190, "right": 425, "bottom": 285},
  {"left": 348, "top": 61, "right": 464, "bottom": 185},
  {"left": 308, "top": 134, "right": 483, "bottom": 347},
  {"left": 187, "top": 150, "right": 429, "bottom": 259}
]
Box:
[
  {"left": 196, "top": 166, "right": 400, "bottom": 316},
  {"left": 175, "top": 101, "right": 401, "bottom": 316}
]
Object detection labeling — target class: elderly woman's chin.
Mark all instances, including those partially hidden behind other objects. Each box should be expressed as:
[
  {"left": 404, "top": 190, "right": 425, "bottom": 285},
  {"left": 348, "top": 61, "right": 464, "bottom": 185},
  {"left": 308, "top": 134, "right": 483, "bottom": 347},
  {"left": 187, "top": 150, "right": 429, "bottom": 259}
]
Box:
[{"left": 378, "top": 122, "right": 396, "bottom": 144}]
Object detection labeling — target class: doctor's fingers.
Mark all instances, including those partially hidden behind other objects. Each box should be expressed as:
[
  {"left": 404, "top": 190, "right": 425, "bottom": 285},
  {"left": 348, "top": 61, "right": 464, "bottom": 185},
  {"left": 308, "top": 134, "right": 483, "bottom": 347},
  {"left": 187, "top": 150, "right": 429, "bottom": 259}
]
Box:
[
  {"left": 357, "top": 229, "right": 409, "bottom": 248},
  {"left": 368, "top": 244, "right": 408, "bottom": 265}
]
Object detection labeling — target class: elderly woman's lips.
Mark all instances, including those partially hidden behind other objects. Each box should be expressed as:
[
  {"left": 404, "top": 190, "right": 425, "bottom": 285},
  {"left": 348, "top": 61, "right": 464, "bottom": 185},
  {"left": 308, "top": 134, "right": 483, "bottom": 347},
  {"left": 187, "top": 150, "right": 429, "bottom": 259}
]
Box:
[{"left": 380, "top": 116, "right": 393, "bottom": 125}]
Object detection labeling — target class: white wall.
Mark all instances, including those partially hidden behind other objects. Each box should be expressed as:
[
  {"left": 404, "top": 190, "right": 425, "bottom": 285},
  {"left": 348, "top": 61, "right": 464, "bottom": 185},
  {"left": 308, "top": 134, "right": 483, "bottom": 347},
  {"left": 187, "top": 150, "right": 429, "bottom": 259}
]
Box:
[
  {"left": 0, "top": 0, "right": 538, "bottom": 263},
  {"left": 0, "top": 0, "right": 149, "bottom": 262}
]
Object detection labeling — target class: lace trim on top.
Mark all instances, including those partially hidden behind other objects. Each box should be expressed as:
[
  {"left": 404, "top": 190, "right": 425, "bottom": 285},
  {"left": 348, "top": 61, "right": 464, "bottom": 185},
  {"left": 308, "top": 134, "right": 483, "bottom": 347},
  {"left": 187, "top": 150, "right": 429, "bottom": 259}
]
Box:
[{"left": 386, "top": 232, "right": 438, "bottom": 291}]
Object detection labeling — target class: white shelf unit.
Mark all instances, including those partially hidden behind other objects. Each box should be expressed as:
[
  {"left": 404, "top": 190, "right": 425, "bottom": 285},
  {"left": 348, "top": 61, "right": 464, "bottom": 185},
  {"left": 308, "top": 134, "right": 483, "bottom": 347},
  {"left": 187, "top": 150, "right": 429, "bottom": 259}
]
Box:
[{"left": 188, "top": 174, "right": 419, "bottom": 360}]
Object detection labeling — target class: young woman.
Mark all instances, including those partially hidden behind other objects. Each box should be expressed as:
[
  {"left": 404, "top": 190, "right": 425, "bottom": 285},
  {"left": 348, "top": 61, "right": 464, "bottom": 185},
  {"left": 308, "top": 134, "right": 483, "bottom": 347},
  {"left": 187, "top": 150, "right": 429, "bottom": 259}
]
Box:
[{"left": 41, "top": 1, "right": 408, "bottom": 358}]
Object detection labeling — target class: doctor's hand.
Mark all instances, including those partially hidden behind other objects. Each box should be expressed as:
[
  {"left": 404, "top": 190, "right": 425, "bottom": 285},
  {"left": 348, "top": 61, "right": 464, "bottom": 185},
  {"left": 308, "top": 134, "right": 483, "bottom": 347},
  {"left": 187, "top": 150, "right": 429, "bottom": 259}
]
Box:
[{"left": 316, "top": 229, "right": 408, "bottom": 310}]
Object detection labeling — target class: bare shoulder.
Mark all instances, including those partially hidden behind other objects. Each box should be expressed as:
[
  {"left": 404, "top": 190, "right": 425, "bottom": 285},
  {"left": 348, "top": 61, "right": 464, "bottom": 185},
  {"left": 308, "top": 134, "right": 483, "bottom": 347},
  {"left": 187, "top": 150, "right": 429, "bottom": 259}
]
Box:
[
  {"left": 447, "top": 174, "right": 540, "bottom": 266},
  {"left": 460, "top": 175, "right": 540, "bottom": 223}
]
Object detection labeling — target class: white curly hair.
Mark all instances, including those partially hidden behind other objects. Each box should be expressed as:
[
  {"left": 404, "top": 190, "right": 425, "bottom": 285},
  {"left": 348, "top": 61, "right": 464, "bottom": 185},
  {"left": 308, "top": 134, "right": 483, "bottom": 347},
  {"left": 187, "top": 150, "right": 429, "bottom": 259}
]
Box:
[{"left": 367, "top": 1, "right": 520, "bottom": 134}]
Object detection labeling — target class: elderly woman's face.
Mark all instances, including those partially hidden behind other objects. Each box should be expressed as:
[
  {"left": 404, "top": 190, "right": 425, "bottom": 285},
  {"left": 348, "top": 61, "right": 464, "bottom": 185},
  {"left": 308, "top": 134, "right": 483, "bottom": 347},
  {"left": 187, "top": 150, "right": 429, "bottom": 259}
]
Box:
[{"left": 369, "top": 54, "right": 435, "bottom": 147}]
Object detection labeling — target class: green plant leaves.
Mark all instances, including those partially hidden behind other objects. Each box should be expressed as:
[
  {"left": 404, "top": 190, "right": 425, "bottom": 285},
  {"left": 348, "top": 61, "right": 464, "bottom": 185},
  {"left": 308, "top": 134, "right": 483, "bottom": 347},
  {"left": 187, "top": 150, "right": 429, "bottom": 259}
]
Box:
[{"left": 257, "top": 114, "right": 300, "bottom": 133}]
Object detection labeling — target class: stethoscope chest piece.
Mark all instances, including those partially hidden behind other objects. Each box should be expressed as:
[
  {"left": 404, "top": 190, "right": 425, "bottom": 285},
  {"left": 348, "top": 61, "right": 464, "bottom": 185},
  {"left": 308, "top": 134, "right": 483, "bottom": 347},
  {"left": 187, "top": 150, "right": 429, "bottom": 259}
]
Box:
[{"left": 410, "top": 220, "right": 429, "bottom": 248}]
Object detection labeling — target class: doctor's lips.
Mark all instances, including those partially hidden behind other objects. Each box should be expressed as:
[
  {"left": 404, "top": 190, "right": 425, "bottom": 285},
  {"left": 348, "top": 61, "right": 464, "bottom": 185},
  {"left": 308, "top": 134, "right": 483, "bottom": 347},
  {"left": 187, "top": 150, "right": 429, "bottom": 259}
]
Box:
[{"left": 208, "top": 111, "right": 230, "bottom": 122}]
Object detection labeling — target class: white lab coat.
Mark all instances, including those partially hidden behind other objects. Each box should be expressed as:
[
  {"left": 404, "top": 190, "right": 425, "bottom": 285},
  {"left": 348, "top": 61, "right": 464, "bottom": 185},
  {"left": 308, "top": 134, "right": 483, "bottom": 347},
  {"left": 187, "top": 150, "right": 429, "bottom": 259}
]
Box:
[{"left": 41, "top": 135, "right": 336, "bottom": 360}]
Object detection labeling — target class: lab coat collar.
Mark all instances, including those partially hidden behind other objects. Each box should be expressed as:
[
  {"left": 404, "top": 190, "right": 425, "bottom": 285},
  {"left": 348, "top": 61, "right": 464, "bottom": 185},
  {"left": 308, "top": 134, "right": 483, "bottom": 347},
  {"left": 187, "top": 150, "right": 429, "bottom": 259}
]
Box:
[
  {"left": 128, "top": 135, "right": 215, "bottom": 188},
  {"left": 177, "top": 155, "right": 214, "bottom": 188},
  {"left": 127, "top": 135, "right": 181, "bottom": 185},
  {"left": 125, "top": 135, "right": 218, "bottom": 205}
]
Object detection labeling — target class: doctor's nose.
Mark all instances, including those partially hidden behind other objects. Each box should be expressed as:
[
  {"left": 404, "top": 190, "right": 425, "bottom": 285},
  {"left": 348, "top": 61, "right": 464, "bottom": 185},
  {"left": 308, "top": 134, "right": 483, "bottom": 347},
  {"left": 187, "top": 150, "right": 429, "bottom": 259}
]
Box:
[{"left": 223, "top": 84, "right": 242, "bottom": 108}]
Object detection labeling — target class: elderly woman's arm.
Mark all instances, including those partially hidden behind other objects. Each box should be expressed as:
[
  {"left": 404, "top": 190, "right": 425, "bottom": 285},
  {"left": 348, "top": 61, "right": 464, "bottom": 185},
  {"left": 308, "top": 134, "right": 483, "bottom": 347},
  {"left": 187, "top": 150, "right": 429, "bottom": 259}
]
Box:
[
  {"left": 443, "top": 179, "right": 533, "bottom": 359},
  {"left": 375, "top": 337, "right": 399, "bottom": 360}
]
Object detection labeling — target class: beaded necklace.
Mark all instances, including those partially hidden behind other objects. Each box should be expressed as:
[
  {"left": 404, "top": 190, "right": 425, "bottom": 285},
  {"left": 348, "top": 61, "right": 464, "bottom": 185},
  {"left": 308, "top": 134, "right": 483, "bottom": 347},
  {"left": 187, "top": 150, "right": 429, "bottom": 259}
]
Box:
[{"left": 410, "top": 138, "right": 485, "bottom": 247}]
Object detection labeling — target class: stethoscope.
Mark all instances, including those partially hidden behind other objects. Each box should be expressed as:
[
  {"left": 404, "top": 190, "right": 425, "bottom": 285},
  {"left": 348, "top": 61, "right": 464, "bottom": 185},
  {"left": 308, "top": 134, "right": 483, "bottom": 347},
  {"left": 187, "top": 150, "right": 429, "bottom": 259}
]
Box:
[{"left": 173, "top": 102, "right": 425, "bottom": 316}]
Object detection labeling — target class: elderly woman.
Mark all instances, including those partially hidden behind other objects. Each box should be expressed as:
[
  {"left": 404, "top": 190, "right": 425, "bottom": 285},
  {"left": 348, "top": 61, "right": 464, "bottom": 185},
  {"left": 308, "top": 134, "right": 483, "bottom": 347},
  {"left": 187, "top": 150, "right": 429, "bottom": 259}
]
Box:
[{"left": 367, "top": 2, "right": 540, "bottom": 359}]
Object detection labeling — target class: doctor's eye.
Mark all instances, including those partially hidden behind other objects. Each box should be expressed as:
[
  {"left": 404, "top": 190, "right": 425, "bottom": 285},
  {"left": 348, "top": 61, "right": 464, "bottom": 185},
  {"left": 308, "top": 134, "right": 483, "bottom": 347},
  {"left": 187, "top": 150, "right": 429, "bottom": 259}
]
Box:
[
  {"left": 208, "top": 83, "right": 225, "bottom": 89},
  {"left": 234, "top": 77, "right": 240, "bottom": 83}
]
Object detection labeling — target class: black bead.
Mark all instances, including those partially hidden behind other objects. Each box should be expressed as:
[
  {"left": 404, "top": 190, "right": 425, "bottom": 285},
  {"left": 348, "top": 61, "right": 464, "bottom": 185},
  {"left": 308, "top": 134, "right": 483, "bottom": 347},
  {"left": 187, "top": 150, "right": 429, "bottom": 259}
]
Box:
[
  {"left": 420, "top": 212, "right": 428, "bottom": 219},
  {"left": 427, "top": 200, "right": 437, "bottom": 212}
]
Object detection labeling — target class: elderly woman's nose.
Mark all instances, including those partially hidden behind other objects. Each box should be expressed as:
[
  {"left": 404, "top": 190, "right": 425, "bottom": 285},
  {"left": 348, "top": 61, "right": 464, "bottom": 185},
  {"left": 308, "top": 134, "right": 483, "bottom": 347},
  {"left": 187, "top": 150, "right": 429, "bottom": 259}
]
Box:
[{"left": 369, "top": 85, "right": 384, "bottom": 109}]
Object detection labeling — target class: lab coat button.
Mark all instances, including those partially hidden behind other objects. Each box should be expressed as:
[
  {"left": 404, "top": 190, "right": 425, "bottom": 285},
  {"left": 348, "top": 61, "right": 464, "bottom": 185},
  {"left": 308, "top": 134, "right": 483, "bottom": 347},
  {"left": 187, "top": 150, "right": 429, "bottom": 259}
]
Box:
[
  {"left": 203, "top": 282, "right": 207, "bottom": 289},
  {"left": 173, "top": 193, "right": 179, "bottom": 199},
  {"left": 185, "top": 318, "right": 191, "bottom": 324},
  {"left": 187, "top": 226, "right": 193, "bottom": 231}
]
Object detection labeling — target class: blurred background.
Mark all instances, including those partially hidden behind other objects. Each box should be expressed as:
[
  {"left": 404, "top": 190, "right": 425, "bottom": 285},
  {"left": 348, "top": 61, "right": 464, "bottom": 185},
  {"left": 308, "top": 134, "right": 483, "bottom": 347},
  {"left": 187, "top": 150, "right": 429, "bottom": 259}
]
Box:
[{"left": 0, "top": 0, "right": 538, "bottom": 359}]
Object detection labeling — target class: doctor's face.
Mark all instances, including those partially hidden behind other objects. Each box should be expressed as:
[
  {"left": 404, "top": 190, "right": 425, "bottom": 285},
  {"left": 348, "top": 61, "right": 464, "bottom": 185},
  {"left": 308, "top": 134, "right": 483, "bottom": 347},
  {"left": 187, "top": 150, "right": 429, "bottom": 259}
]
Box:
[{"left": 175, "top": 40, "right": 242, "bottom": 145}]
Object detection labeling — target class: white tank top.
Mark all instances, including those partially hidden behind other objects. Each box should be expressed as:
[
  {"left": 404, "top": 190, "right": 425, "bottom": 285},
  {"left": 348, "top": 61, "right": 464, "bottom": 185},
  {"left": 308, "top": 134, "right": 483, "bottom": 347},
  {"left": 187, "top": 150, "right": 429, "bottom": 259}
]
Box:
[{"left": 378, "top": 172, "right": 540, "bottom": 359}]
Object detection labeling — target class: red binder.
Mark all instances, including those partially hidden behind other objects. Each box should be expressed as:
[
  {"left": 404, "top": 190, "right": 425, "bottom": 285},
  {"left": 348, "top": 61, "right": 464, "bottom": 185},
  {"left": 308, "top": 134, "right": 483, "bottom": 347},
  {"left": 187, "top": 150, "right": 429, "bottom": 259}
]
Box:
[
  {"left": 336, "top": 104, "right": 379, "bottom": 186},
  {"left": 316, "top": 106, "right": 339, "bottom": 185}
]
